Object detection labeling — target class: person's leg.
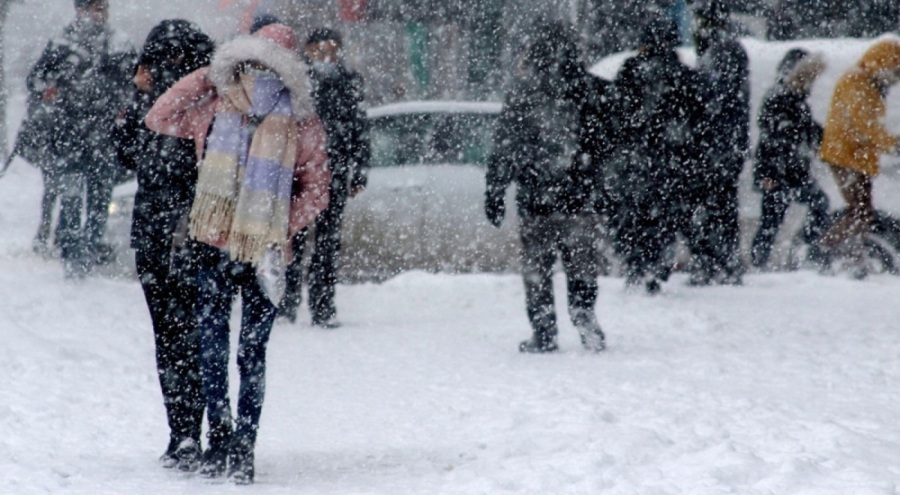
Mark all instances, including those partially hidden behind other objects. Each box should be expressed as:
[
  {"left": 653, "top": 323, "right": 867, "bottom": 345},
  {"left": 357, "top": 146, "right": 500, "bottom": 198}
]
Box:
[
  {"left": 795, "top": 180, "right": 831, "bottom": 247},
  {"left": 165, "top": 241, "right": 204, "bottom": 466},
  {"left": 559, "top": 214, "right": 605, "bottom": 351},
  {"left": 34, "top": 169, "right": 60, "bottom": 253},
  {"left": 519, "top": 215, "right": 560, "bottom": 352},
  {"left": 821, "top": 166, "right": 872, "bottom": 255},
  {"left": 194, "top": 244, "right": 237, "bottom": 476},
  {"left": 230, "top": 262, "right": 277, "bottom": 484},
  {"left": 750, "top": 189, "right": 790, "bottom": 268},
  {"left": 308, "top": 192, "right": 347, "bottom": 326},
  {"left": 57, "top": 172, "right": 86, "bottom": 277},
  {"left": 278, "top": 229, "right": 308, "bottom": 322},
  {"left": 83, "top": 164, "right": 114, "bottom": 265},
  {"left": 709, "top": 178, "right": 744, "bottom": 281}
]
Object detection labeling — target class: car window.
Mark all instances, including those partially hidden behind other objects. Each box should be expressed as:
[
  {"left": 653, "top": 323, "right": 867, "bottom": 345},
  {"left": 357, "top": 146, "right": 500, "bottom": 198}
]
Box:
[{"left": 369, "top": 112, "right": 498, "bottom": 168}]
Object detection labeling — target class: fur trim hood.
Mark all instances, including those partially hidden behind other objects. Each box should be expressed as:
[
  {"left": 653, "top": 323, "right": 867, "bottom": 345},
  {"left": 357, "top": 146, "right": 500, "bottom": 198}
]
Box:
[{"left": 208, "top": 31, "right": 314, "bottom": 120}]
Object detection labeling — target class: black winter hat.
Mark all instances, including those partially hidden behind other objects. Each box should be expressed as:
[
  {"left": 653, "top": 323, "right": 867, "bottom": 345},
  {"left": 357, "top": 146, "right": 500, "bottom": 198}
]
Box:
[
  {"left": 74, "top": 0, "right": 105, "bottom": 8},
  {"left": 139, "top": 19, "right": 214, "bottom": 75},
  {"left": 306, "top": 28, "right": 343, "bottom": 47},
  {"left": 777, "top": 48, "right": 809, "bottom": 78},
  {"left": 640, "top": 17, "right": 680, "bottom": 52},
  {"left": 695, "top": 0, "right": 730, "bottom": 25},
  {"left": 526, "top": 20, "right": 580, "bottom": 73}
]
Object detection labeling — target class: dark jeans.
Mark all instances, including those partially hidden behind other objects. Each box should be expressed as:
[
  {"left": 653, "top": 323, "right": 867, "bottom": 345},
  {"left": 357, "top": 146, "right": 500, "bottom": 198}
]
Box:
[
  {"left": 751, "top": 181, "right": 829, "bottom": 267},
  {"left": 57, "top": 172, "right": 85, "bottom": 263},
  {"left": 283, "top": 184, "right": 347, "bottom": 323},
  {"left": 35, "top": 170, "right": 63, "bottom": 246},
  {"left": 56, "top": 163, "right": 114, "bottom": 267},
  {"left": 195, "top": 243, "right": 276, "bottom": 449},
  {"left": 520, "top": 213, "right": 600, "bottom": 339},
  {"left": 135, "top": 238, "right": 203, "bottom": 444}
]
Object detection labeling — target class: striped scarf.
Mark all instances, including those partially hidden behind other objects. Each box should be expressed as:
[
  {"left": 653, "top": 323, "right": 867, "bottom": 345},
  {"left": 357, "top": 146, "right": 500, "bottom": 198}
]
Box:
[{"left": 189, "top": 71, "right": 298, "bottom": 265}]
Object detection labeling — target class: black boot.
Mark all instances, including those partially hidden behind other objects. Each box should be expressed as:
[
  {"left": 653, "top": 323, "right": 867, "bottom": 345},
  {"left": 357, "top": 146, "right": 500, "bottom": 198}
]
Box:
[
  {"left": 518, "top": 331, "right": 558, "bottom": 353},
  {"left": 198, "top": 427, "right": 231, "bottom": 478},
  {"left": 228, "top": 440, "right": 255, "bottom": 485}
]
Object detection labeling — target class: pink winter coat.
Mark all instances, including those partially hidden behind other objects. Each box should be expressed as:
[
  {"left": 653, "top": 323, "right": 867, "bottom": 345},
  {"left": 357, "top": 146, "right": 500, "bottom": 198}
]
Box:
[{"left": 145, "top": 25, "right": 330, "bottom": 249}]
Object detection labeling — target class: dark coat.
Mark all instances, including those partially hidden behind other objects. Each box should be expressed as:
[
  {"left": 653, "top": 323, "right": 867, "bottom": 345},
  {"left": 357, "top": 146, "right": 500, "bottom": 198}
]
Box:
[
  {"left": 486, "top": 71, "right": 611, "bottom": 218},
  {"left": 114, "top": 20, "right": 213, "bottom": 252},
  {"left": 697, "top": 36, "right": 751, "bottom": 180},
  {"left": 309, "top": 63, "right": 370, "bottom": 195},
  {"left": 754, "top": 86, "right": 823, "bottom": 189},
  {"left": 27, "top": 20, "right": 136, "bottom": 170},
  {"left": 612, "top": 49, "right": 708, "bottom": 207}
]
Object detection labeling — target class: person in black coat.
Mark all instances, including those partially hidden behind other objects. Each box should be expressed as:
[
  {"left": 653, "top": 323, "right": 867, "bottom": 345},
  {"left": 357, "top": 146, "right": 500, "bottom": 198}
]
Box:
[
  {"left": 27, "top": 0, "right": 136, "bottom": 277},
  {"left": 114, "top": 19, "right": 213, "bottom": 471},
  {"left": 692, "top": 0, "right": 751, "bottom": 285},
  {"left": 278, "top": 27, "right": 370, "bottom": 327},
  {"left": 611, "top": 17, "right": 708, "bottom": 294},
  {"left": 750, "top": 48, "right": 829, "bottom": 268},
  {"left": 485, "top": 21, "right": 608, "bottom": 353}
]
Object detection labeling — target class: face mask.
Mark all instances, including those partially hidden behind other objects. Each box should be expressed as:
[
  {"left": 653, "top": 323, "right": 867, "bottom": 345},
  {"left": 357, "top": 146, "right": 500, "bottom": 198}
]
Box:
[{"left": 311, "top": 60, "right": 338, "bottom": 76}]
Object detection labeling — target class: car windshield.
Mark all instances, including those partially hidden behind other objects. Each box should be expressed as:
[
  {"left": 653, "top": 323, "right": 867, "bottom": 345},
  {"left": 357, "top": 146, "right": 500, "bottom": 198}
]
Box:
[{"left": 369, "top": 112, "right": 498, "bottom": 168}]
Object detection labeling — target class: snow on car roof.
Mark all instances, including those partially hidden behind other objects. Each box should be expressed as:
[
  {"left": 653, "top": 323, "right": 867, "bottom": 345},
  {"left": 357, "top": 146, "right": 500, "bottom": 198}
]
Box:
[{"left": 367, "top": 100, "right": 503, "bottom": 119}]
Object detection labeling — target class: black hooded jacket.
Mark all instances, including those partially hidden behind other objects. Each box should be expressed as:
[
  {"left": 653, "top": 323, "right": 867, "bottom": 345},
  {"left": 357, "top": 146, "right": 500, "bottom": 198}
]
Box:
[
  {"left": 754, "top": 86, "right": 822, "bottom": 189},
  {"left": 486, "top": 24, "right": 613, "bottom": 217},
  {"left": 114, "top": 20, "right": 213, "bottom": 252},
  {"left": 612, "top": 46, "right": 707, "bottom": 206}
]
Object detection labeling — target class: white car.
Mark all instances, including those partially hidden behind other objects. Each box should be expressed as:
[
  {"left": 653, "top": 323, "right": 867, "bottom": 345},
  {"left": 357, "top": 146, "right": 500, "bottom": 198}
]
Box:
[{"left": 340, "top": 100, "right": 521, "bottom": 280}]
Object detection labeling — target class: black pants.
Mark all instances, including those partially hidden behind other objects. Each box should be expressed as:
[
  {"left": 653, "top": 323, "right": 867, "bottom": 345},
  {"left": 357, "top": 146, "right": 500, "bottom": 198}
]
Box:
[
  {"left": 135, "top": 238, "right": 203, "bottom": 444},
  {"left": 613, "top": 191, "right": 679, "bottom": 282},
  {"left": 283, "top": 184, "right": 348, "bottom": 323},
  {"left": 694, "top": 177, "right": 743, "bottom": 279},
  {"left": 520, "top": 213, "right": 600, "bottom": 339},
  {"left": 751, "top": 181, "right": 829, "bottom": 267}
]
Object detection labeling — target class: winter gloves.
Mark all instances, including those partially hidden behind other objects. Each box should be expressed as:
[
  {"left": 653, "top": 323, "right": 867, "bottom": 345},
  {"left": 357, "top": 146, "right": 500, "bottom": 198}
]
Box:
[{"left": 485, "top": 190, "right": 505, "bottom": 228}]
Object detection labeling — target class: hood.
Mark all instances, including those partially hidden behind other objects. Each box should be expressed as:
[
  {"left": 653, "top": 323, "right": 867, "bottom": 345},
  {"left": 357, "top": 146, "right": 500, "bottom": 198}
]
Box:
[
  {"left": 208, "top": 24, "right": 314, "bottom": 120},
  {"left": 857, "top": 38, "right": 900, "bottom": 77}
]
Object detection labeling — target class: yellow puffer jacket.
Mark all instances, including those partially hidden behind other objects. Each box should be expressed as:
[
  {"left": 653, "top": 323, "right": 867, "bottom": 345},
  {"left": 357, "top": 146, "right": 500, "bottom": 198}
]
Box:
[{"left": 820, "top": 39, "right": 900, "bottom": 176}]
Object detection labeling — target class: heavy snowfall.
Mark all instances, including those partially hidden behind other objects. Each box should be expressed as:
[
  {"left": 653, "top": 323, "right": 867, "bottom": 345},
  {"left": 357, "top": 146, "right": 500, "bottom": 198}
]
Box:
[{"left": 2, "top": 1, "right": 900, "bottom": 494}]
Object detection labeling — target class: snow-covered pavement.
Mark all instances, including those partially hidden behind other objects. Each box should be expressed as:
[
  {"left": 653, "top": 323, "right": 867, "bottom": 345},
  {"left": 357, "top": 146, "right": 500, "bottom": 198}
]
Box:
[{"left": 2, "top": 151, "right": 900, "bottom": 493}]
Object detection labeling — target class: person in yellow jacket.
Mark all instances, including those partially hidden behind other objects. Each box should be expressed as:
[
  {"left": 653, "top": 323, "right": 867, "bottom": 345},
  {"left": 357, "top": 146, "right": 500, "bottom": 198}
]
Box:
[{"left": 819, "top": 38, "right": 900, "bottom": 266}]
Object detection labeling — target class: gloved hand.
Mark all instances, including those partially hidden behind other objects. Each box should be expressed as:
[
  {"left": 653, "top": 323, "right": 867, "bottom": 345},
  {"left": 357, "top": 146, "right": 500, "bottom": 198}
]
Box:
[{"left": 485, "top": 191, "right": 506, "bottom": 228}]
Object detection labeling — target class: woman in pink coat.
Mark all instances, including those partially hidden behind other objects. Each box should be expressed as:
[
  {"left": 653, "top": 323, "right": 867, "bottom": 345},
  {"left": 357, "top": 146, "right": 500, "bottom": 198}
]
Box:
[{"left": 145, "top": 23, "right": 329, "bottom": 484}]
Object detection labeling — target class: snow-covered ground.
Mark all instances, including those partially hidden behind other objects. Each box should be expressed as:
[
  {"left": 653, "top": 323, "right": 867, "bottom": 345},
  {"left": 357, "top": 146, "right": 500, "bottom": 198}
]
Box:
[
  {"left": 3, "top": 157, "right": 900, "bottom": 493},
  {"left": 4, "top": 21, "right": 900, "bottom": 493}
]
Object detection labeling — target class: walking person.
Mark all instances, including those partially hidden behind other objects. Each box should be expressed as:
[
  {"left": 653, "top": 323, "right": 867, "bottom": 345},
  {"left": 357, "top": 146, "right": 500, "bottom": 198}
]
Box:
[
  {"left": 485, "top": 21, "right": 607, "bottom": 353},
  {"left": 611, "top": 17, "right": 708, "bottom": 294},
  {"left": 145, "top": 24, "right": 330, "bottom": 484},
  {"left": 818, "top": 38, "right": 900, "bottom": 277},
  {"left": 114, "top": 19, "right": 214, "bottom": 470},
  {"left": 26, "top": 0, "right": 136, "bottom": 277},
  {"left": 692, "top": 0, "right": 751, "bottom": 285},
  {"left": 277, "top": 27, "right": 370, "bottom": 327},
  {"left": 10, "top": 84, "right": 64, "bottom": 255},
  {"left": 750, "top": 49, "right": 829, "bottom": 269}
]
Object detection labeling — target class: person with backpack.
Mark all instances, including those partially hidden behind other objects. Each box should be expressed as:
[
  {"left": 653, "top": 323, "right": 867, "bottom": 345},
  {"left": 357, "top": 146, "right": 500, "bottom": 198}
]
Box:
[
  {"left": 145, "top": 23, "right": 330, "bottom": 484},
  {"left": 610, "top": 17, "right": 708, "bottom": 294},
  {"left": 485, "top": 21, "right": 607, "bottom": 353},
  {"left": 26, "top": 0, "right": 136, "bottom": 277},
  {"left": 750, "top": 49, "right": 829, "bottom": 269}
]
